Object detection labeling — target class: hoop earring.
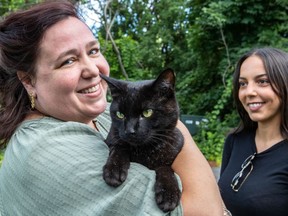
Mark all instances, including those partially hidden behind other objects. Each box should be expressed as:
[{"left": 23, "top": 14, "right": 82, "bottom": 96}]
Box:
[{"left": 29, "top": 93, "right": 35, "bottom": 110}]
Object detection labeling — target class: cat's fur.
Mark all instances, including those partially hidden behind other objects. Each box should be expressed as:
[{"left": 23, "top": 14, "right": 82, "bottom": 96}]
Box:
[{"left": 100, "top": 68, "right": 184, "bottom": 212}]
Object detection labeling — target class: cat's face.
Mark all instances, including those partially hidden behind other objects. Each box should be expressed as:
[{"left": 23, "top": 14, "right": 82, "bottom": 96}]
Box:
[{"left": 100, "top": 69, "right": 179, "bottom": 146}]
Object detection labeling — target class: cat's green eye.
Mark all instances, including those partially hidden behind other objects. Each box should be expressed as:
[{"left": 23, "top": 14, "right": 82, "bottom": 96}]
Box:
[
  {"left": 116, "top": 111, "right": 125, "bottom": 119},
  {"left": 143, "top": 109, "right": 153, "bottom": 118}
]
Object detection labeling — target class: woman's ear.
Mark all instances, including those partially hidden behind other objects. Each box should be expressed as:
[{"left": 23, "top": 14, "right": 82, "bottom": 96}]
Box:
[{"left": 17, "top": 71, "right": 36, "bottom": 93}]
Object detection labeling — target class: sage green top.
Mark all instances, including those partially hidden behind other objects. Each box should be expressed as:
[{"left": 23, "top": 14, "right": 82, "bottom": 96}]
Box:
[{"left": 0, "top": 108, "right": 182, "bottom": 216}]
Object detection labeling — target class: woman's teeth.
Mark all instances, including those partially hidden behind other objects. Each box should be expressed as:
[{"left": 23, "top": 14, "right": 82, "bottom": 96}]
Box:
[
  {"left": 81, "top": 84, "right": 99, "bottom": 93},
  {"left": 248, "top": 103, "right": 263, "bottom": 108}
]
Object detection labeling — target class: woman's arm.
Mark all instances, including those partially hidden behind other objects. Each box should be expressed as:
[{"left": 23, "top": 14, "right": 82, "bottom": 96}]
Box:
[{"left": 173, "top": 120, "right": 224, "bottom": 216}]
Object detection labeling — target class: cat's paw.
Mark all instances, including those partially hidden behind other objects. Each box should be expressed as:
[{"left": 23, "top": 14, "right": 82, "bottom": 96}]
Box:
[
  {"left": 154, "top": 181, "right": 181, "bottom": 212},
  {"left": 102, "top": 160, "right": 129, "bottom": 187}
]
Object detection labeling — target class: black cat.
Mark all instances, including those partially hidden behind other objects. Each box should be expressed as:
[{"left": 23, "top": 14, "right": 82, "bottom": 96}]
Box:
[{"left": 100, "top": 68, "right": 184, "bottom": 212}]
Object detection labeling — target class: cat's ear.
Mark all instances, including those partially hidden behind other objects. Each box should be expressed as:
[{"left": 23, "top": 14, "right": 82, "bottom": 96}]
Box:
[
  {"left": 153, "top": 68, "right": 176, "bottom": 93},
  {"left": 100, "top": 73, "right": 126, "bottom": 98}
]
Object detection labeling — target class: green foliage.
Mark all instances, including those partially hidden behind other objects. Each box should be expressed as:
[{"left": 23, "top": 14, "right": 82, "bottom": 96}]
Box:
[
  {"left": 99, "top": 34, "right": 152, "bottom": 80},
  {"left": 195, "top": 125, "right": 225, "bottom": 165},
  {"left": 0, "top": 0, "right": 40, "bottom": 16},
  {"left": 194, "top": 78, "right": 239, "bottom": 164},
  {"left": 96, "top": 0, "right": 191, "bottom": 79},
  {"left": 0, "top": 150, "right": 4, "bottom": 167}
]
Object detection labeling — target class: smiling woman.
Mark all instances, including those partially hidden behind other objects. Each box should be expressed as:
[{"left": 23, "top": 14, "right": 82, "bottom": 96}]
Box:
[
  {"left": 218, "top": 47, "right": 288, "bottom": 216},
  {"left": 17, "top": 16, "right": 108, "bottom": 124},
  {"left": 238, "top": 55, "right": 281, "bottom": 128}
]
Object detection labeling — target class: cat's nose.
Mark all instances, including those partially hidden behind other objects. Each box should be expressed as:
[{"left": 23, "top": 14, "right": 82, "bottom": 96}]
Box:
[
  {"left": 125, "top": 120, "right": 138, "bottom": 136},
  {"left": 125, "top": 128, "right": 136, "bottom": 135}
]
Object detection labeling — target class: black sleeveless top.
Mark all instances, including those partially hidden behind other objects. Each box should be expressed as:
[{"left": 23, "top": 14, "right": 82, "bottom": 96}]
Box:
[{"left": 218, "top": 130, "right": 288, "bottom": 216}]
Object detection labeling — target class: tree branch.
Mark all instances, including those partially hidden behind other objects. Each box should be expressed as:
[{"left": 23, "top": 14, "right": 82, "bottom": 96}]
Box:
[
  {"left": 104, "top": 0, "right": 129, "bottom": 80},
  {"left": 219, "top": 26, "right": 231, "bottom": 86}
]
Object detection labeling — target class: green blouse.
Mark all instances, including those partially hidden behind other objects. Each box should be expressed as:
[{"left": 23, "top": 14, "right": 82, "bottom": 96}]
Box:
[{"left": 0, "top": 108, "right": 182, "bottom": 216}]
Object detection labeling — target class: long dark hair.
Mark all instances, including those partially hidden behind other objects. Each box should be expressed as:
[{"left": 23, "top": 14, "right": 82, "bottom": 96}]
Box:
[
  {"left": 233, "top": 47, "right": 288, "bottom": 139},
  {"left": 0, "top": 0, "right": 79, "bottom": 147}
]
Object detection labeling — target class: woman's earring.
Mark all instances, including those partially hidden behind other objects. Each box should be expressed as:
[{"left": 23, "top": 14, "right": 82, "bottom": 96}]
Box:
[{"left": 29, "top": 93, "right": 35, "bottom": 110}]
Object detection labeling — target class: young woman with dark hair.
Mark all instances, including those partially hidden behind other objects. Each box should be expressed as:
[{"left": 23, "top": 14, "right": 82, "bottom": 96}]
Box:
[{"left": 219, "top": 47, "right": 288, "bottom": 216}]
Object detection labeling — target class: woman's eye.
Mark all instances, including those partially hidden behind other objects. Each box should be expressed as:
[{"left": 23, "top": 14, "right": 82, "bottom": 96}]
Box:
[
  {"left": 116, "top": 111, "right": 125, "bottom": 119},
  {"left": 239, "top": 81, "right": 247, "bottom": 87},
  {"left": 60, "top": 58, "right": 76, "bottom": 67},
  {"left": 142, "top": 109, "right": 153, "bottom": 118},
  {"left": 89, "top": 48, "right": 100, "bottom": 56},
  {"left": 257, "top": 79, "right": 270, "bottom": 86}
]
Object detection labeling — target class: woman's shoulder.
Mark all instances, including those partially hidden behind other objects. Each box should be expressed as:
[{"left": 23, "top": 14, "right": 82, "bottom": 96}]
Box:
[
  {"left": 17, "top": 116, "right": 105, "bottom": 139},
  {"left": 226, "top": 129, "right": 255, "bottom": 143},
  {"left": 223, "top": 129, "right": 256, "bottom": 156},
  {"left": 5, "top": 117, "right": 109, "bottom": 171}
]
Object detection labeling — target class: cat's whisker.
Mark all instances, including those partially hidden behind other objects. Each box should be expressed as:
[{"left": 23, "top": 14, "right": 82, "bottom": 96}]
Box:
[
  {"left": 152, "top": 129, "right": 179, "bottom": 136},
  {"left": 153, "top": 128, "right": 175, "bottom": 132},
  {"left": 149, "top": 134, "right": 180, "bottom": 151},
  {"left": 151, "top": 132, "right": 178, "bottom": 141}
]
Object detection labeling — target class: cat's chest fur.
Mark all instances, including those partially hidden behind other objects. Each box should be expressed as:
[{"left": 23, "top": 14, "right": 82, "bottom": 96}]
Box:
[{"left": 129, "top": 140, "right": 182, "bottom": 169}]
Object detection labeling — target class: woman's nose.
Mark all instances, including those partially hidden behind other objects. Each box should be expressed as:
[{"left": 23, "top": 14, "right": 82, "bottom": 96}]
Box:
[
  {"left": 81, "top": 57, "right": 99, "bottom": 78},
  {"left": 245, "top": 83, "right": 258, "bottom": 97}
]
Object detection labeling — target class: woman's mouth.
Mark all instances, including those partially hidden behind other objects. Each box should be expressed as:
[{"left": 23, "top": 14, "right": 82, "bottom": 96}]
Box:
[
  {"left": 247, "top": 102, "right": 265, "bottom": 111},
  {"left": 79, "top": 84, "right": 99, "bottom": 94},
  {"left": 248, "top": 103, "right": 263, "bottom": 107}
]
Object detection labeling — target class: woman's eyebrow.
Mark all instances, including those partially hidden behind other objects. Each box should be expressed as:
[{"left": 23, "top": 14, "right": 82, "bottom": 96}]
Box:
[
  {"left": 86, "top": 40, "right": 100, "bottom": 49},
  {"left": 55, "top": 49, "right": 78, "bottom": 61},
  {"left": 239, "top": 73, "right": 267, "bottom": 80},
  {"left": 53, "top": 40, "right": 99, "bottom": 63}
]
